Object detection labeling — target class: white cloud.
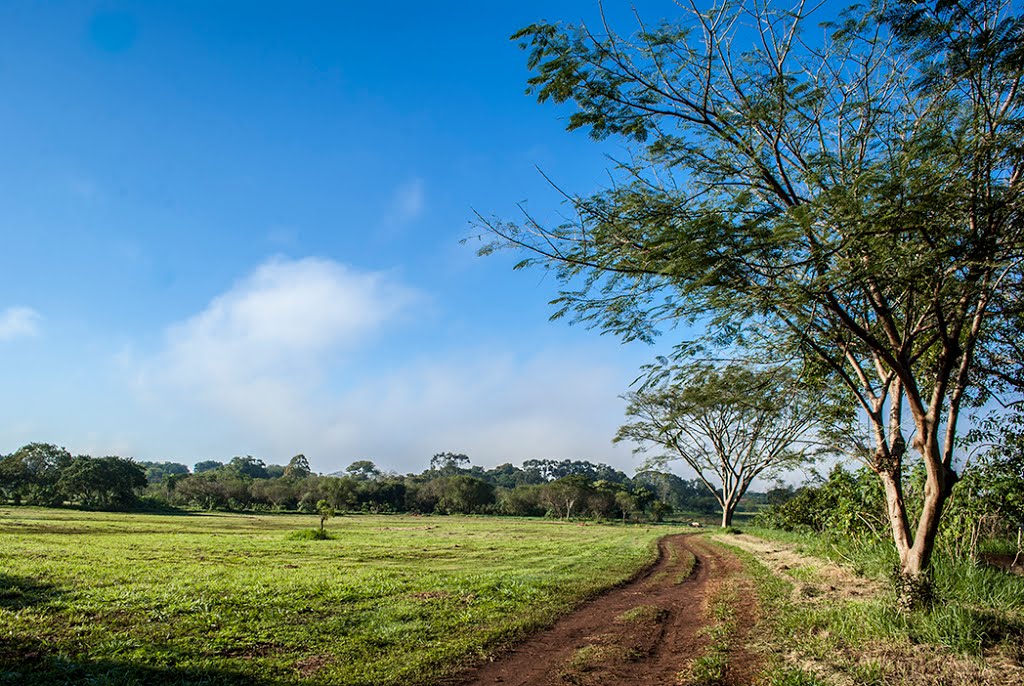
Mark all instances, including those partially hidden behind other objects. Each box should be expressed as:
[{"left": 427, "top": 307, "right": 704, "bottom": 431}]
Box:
[
  {"left": 0, "top": 307, "right": 41, "bottom": 341},
  {"left": 134, "top": 257, "right": 420, "bottom": 438},
  {"left": 163, "top": 256, "right": 417, "bottom": 379}
]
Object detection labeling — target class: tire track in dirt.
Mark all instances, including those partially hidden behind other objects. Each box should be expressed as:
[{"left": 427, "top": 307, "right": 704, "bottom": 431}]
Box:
[{"left": 448, "top": 534, "right": 759, "bottom": 686}]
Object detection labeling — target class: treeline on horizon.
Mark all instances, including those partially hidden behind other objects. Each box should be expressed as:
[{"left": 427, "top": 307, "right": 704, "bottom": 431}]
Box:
[{"left": 0, "top": 444, "right": 776, "bottom": 520}]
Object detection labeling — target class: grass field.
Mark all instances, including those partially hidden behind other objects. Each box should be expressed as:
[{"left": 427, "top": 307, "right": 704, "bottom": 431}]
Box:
[{"left": 0, "top": 508, "right": 673, "bottom": 686}]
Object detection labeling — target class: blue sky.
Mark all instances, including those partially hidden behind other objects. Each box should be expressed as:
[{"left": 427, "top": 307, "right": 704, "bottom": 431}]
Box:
[{"left": 0, "top": 2, "right": 697, "bottom": 475}]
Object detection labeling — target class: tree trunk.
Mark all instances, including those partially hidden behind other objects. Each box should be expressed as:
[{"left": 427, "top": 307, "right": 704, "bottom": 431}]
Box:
[
  {"left": 721, "top": 504, "right": 734, "bottom": 528},
  {"left": 878, "top": 438, "right": 953, "bottom": 610}
]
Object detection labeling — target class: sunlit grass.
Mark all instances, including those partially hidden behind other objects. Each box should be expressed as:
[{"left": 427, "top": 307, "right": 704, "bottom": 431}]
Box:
[
  {"left": 0, "top": 508, "right": 673, "bottom": 686},
  {"left": 727, "top": 530, "right": 1024, "bottom": 686}
]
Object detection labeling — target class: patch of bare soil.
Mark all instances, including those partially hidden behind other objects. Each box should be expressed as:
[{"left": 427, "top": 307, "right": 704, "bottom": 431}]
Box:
[
  {"left": 447, "top": 534, "right": 760, "bottom": 686},
  {"left": 713, "top": 533, "right": 884, "bottom": 602}
]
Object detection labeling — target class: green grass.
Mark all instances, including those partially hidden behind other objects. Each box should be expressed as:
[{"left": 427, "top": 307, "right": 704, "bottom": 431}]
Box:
[
  {"left": 0, "top": 508, "right": 674, "bottom": 686},
  {"left": 726, "top": 530, "right": 1024, "bottom": 685},
  {"left": 614, "top": 604, "right": 665, "bottom": 624},
  {"left": 675, "top": 550, "right": 697, "bottom": 584},
  {"left": 678, "top": 578, "right": 740, "bottom": 686}
]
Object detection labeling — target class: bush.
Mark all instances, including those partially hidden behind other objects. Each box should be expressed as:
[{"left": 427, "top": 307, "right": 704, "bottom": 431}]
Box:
[{"left": 288, "top": 528, "right": 333, "bottom": 541}]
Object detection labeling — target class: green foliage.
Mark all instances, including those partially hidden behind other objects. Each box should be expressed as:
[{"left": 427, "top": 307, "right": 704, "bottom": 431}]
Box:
[
  {"left": 316, "top": 498, "right": 335, "bottom": 533},
  {"left": 943, "top": 410, "right": 1024, "bottom": 561},
  {"left": 288, "top": 527, "right": 333, "bottom": 541},
  {"left": 429, "top": 451, "right": 470, "bottom": 475},
  {"left": 57, "top": 456, "right": 146, "bottom": 509},
  {"left": 283, "top": 453, "right": 312, "bottom": 480},
  {"left": 756, "top": 465, "right": 886, "bottom": 540},
  {"left": 345, "top": 459, "right": 381, "bottom": 481},
  {"left": 0, "top": 446, "right": 145, "bottom": 510}
]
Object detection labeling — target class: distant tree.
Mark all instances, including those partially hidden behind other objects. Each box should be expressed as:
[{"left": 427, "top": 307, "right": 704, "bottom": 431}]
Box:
[
  {"left": 615, "top": 491, "right": 638, "bottom": 523},
  {"left": 483, "top": 463, "right": 538, "bottom": 488},
  {"left": 320, "top": 476, "right": 359, "bottom": 511},
  {"left": 58, "top": 456, "right": 146, "bottom": 510},
  {"left": 522, "top": 459, "right": 628, "bottom": 483},
  {"left": 2, "top": 443, "right": 73, "bottom": 506},
  {"left": 283, "top": 454, "right": 312, "bottom": 480},
  {"left": 193, "top": 460, "right": 223, "bottom": 474},
  {"left": 139, "top": 461, "right": 190, "bottom": 484},
  {"left": 0, "top": 452, "right": 30, "bottom": 505},
  {"left": 358, "top": 477, "right": 407, "bottom": 513},
  {"left": 250, "top": 477, "right": 298, "bottom": 510},
  {"left": 618, "top": 364, "right": 829, "bottom": 527},
  {"left": 433, "top": 475, "right": 496, "bottom": 514},
  {"left": 171, "top": 471, "right": 232, "bottom": 509},
  {"left": 540, "top": 475, "right": 594, "bottom": 519},
  {"left": 345, "top": 460, "right": 382, "bottom": 481},
  {"left": 226, "top": 456, "right": 269, "bottom": 480},
  {"left": 497, "top": 484, "right": 547, "bottom": 517},
  {"left": 430, "top": 452, "right": 470, "bottom": 475}
]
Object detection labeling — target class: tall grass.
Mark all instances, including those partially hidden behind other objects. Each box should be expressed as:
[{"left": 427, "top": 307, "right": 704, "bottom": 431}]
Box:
[{"left": 744, "top": 527, "right": 1024, "bottom": 659}]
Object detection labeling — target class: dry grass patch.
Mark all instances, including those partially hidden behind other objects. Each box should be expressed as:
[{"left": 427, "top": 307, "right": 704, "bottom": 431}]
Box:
[{"left": 713, "top": 533, "right": 882, "bottom": 603}]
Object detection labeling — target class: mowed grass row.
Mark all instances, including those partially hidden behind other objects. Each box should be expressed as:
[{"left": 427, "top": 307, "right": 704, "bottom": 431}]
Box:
[{"left": 0, "top": 508, "right": 672, "bottom": 686}]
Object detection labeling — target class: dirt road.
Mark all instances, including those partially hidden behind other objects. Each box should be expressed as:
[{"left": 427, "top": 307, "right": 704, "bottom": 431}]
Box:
[{"left": 448, "top": 534, "right": 759, "bottom": 686}]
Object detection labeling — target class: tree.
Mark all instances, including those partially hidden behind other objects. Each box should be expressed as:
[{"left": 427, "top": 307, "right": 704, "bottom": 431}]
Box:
[
  {"left": 481, "top": 0, "right": 1024, "bottom": 600},
  {"left": 618, "top": 363, "right": 827, "bottom": 527},
  {"left": 193, "top": 460, "right": 223, "bottom": 474},
  {"left": 1, "top": 443, "right": 73, "bottom": 506},
  {"left": 139, "top": 461, "right": 190, "bottom": 484},
  {"left": 316, "top": 499, "right": 335, "bottom": 534},
  {"left": 430, "top": 475, "right": 497, "bottom": 514},
  {"left": 284, "top": 454, "right": 312, "bottom": 480},
  {"left": 0, "top": 452, "right": 30, "bottom": 505},
  {"left": 345, "top": 460, "right": 382, "bottom": 481},
  {"left": 226, "top": 456, "right": 269, "bottom": 480},
  {"left": 540, "top": 475, "right": 594, "bottom": 519},
  {"left": 58, "top": 456, "right": 146, "bottom": 510},
  {"left": 430, "top": 452, "right": 470, "bottom": 475}
]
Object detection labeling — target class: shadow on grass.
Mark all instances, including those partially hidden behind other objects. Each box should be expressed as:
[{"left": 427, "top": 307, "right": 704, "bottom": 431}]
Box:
[
  {"left": 0, "top": 574, "right": 61, "bottom": 610},
  {"left": 0, "top": 636, "right": 283, "bottom": 686}
]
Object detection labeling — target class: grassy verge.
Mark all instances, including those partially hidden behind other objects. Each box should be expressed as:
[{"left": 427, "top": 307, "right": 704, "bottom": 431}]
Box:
[
  {"left": 723, "top": 530, "right": 1024, "bottom": 686},
  {"left": 0, "top": 508, "right": 673, "bottom": 686}
]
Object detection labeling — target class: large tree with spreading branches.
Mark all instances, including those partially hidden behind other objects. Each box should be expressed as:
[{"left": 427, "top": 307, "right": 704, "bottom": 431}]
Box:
[{"left": 478, "top": 0, "right": 1024, "bottom": 601}]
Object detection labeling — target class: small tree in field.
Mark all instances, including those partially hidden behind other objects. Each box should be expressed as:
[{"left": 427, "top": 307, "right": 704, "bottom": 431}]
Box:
[
  {"left": 316, "top": 499, "right": 335, "bottom": 535},
  {"left": 618, "top": 363, "right": 829, "bottom": 527}
]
